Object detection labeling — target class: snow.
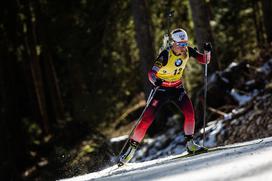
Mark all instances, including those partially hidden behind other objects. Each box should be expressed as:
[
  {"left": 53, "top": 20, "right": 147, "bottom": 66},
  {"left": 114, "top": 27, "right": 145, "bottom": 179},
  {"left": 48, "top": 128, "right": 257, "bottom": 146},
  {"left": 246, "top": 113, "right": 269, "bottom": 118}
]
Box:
[
  {"left": 230, "top": 89, "right": 258, "bottom": 106},
  {"left": 221, "top": 76, "right": 230, "bottom": 83},
  {"left": 155, "top": 142, "right": 272, "bottom": 181},
  {"left": 59, "top": 152, "right": 187, "bottom": 181},
  {"left": 131, "top": 130, "right": 186, "bottom": 162},
  {"left": 199, "top": 120, "right": 223, "bottom": 147},
  {"left": 59, "top": 137, "right": 272, "bottom": 181},
  {"left": 228, "top": 62, "right": 238, "bottom": 69},
  {"left": 257, "top": 58, "right": 272, "bottom": 75}
]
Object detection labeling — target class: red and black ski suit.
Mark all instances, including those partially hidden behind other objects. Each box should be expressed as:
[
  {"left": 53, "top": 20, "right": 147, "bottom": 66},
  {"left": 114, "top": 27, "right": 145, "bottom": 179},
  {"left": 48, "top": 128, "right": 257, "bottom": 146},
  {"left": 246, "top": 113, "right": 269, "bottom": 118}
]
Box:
[{"left": 131, "top": 46, "right": 209, "bottom": 143}]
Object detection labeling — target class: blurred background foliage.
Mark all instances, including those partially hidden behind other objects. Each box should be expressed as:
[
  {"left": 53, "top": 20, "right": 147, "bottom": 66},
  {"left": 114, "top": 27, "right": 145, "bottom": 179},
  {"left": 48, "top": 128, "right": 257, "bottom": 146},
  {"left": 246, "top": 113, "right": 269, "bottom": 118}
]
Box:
[{"left": 0, "top": 0, "right": 271, "bottom": 180}]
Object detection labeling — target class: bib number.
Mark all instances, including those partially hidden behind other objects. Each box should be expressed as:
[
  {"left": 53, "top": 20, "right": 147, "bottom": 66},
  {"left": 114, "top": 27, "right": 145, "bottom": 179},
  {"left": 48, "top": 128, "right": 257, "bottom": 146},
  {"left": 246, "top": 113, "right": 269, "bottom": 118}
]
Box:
[{"left": 174, "top": 68, "right": 182, "bottom": 75}]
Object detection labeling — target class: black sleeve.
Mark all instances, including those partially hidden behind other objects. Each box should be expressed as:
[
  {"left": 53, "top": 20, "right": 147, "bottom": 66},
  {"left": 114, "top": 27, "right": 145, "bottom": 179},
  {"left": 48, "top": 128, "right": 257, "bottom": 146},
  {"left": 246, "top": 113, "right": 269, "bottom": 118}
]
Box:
[
  {"left": 188, "top": 46, "right": 198, "bottom": 58},
  {"left": 155, "top": 50, "right": 169, "bottom": 66}
]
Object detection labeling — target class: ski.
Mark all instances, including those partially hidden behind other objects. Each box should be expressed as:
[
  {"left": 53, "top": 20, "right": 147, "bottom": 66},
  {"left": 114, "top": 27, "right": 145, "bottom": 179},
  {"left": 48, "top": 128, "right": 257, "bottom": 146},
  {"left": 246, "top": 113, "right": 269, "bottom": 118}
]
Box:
[{"left": 169, "top": 139, "right": 264, "bottom": 161}]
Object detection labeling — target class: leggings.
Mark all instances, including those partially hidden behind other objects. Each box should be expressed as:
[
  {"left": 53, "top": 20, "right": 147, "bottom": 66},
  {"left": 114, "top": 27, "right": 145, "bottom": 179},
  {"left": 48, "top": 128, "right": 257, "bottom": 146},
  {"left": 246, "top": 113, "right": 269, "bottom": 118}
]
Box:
[{"left": 131, "top": 87, "right": 195, "bottom": 143}]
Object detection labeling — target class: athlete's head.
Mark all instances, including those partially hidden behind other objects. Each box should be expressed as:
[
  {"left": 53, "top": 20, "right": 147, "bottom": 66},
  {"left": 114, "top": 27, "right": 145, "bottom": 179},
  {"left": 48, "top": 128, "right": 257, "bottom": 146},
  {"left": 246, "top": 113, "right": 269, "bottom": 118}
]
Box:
[{"left": 170, "top": 28, "right": 188, "bottom": 54}]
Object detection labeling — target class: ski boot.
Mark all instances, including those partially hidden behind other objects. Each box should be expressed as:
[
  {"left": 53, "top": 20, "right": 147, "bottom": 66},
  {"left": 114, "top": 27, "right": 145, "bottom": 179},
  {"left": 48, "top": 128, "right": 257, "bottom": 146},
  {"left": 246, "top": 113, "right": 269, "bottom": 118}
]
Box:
[
  {"left": 118, "top": 139, "right": 139, "bottom": 167},
  {"left": 185, "top": 135, "right": 208, "bottom": 154}
]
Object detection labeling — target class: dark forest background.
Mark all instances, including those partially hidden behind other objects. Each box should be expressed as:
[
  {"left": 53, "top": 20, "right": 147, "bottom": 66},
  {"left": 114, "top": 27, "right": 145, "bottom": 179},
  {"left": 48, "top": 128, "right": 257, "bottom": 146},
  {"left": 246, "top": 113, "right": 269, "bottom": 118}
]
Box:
[{"left": 1, "top": 0, "right": 272, "bottom": 180}]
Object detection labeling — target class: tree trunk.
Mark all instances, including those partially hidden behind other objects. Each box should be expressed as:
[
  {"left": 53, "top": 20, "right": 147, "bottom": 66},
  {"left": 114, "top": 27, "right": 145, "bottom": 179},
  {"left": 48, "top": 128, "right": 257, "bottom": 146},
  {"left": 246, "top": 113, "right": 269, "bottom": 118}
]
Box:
[
  {"left": 35, "top": 1, "right": 65, "bottom": 123},
  {"left": 24, "top": 0, "right": 50, "bottom": 134},
  {"left": 252, "top": 0, "right": 265, "bottom": 47},
  {"left": 132, "top": 0, "right": 155, "bottom": 98},
  {"left": 261, "top": 0, "right": 272, "bottom": 43},
  {"left": 189, "top": 0, "right": 218, "bottom": 73},
  {"left": 40, "top": 46, "right": 66, "bottom": 123}
]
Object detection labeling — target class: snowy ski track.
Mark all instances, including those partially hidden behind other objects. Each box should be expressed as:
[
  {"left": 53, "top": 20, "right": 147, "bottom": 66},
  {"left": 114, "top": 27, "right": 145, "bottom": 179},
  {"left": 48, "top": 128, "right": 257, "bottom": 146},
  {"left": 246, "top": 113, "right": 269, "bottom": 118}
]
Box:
[{"left": 60, "top": 137, "right": 272, "bottom": 181}]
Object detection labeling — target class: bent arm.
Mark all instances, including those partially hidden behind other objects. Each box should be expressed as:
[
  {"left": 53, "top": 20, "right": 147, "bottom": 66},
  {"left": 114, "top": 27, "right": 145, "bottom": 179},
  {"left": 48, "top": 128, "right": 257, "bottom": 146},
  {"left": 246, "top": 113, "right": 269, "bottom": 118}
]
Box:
[
  {"left": 148, "top": 50, "right": 168, "bottom": 86},
  {"left": 188, "top": 46, "right": 210, "bottom": 64}
]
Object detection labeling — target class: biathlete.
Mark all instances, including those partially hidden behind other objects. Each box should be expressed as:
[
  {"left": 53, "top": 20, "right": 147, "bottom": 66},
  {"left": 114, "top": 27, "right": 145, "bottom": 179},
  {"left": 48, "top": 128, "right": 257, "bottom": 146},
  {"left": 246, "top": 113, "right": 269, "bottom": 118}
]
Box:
[{"left": 119, "top": 28, "right": 212, "bottom": 165}]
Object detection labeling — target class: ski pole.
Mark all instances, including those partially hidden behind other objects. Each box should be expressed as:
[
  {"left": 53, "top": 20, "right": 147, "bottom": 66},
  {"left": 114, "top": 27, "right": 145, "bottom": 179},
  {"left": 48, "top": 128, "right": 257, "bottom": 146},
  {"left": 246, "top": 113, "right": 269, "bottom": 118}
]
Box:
[
  {"left": 167, "top": 10, "right": 174, "bottom": 37},
  {"left": 118, "top": 86, "right": 159, "bottom": 157},
  {"left": 203, "top": 51, "right": 209, "bottom": 147},
  {"left": 166, "top": 10, "right": 174, "bottom": 48}
]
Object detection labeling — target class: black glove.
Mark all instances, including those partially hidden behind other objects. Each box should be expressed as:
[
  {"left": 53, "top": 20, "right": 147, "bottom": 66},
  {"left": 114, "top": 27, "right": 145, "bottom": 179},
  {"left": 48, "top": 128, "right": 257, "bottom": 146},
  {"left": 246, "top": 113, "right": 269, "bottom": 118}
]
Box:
[
  {"left": 154, "top": 78, "right": 163, "bottom": 86},
  {"left": 203, "top": 42, "right": 212, "bottom": 52}
]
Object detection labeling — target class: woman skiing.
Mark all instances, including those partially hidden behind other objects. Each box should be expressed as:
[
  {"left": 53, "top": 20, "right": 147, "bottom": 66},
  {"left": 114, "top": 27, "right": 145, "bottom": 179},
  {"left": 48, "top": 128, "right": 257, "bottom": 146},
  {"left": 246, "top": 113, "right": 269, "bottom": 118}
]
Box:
[{"left": 119, "top": 28, "right": 212, "bottom": 166}]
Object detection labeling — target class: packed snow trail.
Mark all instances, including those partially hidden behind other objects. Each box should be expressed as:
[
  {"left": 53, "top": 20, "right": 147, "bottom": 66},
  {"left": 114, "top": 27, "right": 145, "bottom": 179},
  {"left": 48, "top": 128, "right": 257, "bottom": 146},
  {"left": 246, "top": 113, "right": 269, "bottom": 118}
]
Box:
[{"left": 60, "top": 137, "right": 272, "bottom": 181}]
